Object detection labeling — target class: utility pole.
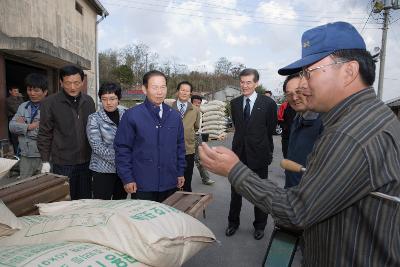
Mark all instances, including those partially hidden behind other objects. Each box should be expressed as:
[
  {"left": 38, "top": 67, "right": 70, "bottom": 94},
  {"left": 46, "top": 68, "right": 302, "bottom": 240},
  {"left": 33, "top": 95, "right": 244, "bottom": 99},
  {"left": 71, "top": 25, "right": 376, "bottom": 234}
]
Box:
[
  {"left": 373, "top": 0, "right": 400, "bottom": 100},
  {"left": 377, "top": 7, "right": 389, "bottom": 100}
]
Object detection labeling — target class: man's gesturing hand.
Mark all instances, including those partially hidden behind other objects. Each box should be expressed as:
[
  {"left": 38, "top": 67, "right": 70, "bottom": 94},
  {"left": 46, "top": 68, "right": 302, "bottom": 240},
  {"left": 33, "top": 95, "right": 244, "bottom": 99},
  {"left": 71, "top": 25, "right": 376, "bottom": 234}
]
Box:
[{"left": 199, "top": 143, "right": 240, "bottom": 177}]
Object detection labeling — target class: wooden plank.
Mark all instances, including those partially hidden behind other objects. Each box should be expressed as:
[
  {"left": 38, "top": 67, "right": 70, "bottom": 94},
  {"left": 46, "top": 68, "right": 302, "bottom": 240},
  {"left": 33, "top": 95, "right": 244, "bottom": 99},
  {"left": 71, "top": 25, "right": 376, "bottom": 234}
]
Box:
[
  {"left": 162, "top": 191, "right": 213, "bottom": 218},
  {"left": 6, "top": 183, "right": 70, "bottom": 216},
  {"left": 0, "top": 178, "right": 68, "bottom": 202},
  {"left": 0, "top": 173, "right": 68, "bottom": 197},
  {"left": 187, "top": 194, "right": 213, "bottom": 218}
]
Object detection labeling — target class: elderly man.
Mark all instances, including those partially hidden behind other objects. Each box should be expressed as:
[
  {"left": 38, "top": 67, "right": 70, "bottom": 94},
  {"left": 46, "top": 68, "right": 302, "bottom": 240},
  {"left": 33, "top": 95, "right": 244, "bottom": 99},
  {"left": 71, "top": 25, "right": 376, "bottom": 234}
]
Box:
[
  {"left": 200, "top": 21, "right": 400, "bottom": 266},
  {"left": 114, "top": 70, "right": 185, "bottom": 202}
]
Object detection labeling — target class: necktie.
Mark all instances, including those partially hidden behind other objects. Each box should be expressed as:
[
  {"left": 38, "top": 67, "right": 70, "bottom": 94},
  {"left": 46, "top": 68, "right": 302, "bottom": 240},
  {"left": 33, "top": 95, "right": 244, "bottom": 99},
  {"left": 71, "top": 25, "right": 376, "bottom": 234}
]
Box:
[
  {"left": 244, "top": 98, "right": 250, "bottom": 121},
  {"left": 155, "top": 106, "right": 161, "bottom": 119},
  {"left": 180, "top": 103, "right": 185, "bottom": 118}
]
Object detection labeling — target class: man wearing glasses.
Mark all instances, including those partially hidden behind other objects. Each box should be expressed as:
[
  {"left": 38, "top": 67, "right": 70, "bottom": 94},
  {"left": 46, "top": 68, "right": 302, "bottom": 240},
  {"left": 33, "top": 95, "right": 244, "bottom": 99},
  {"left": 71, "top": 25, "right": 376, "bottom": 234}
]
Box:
[
  {"left": 38, "top": 65, "right": 95, "bottom": 200},
  {"left": 199, "top": 21, "right": 400, "bottom": 266},
  {"left": 281, "top": 73, "right": 323, "bottom": 188}
]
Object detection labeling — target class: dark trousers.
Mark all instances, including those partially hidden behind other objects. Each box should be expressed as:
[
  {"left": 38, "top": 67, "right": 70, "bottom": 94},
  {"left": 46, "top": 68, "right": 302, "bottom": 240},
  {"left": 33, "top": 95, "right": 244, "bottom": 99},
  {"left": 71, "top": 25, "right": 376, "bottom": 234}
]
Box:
[
  {"left": 183, "top": 154, "right": 195, "bottom": 192},
  {"left": 282, "top": 138, "right": 289, "bottom": 159},
  {"left": 53, "top": 162, "right": 92, "bottom": 200},
  {"left": 92, "top": 171, "right": 127, "bottom": 200},
  {"left": 8, "top": 117, "right": 19, "bottom": 155},
  {"left": 136, "top": 188, "right": 177, "bottom": 203},
  {"left": 228, "top": 165, "right": 269, "bottom": 230}
]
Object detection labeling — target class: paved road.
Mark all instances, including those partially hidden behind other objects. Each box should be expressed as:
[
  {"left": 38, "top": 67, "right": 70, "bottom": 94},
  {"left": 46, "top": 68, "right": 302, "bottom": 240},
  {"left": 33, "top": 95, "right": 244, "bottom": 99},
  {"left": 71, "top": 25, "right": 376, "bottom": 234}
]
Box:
[{"left": 183, "top": 133, "right": 301, "bottom": 267}]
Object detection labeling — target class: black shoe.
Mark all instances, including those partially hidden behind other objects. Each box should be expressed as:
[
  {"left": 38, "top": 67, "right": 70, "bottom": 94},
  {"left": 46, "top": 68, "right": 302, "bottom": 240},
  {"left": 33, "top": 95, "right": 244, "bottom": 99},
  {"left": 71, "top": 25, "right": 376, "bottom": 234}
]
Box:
[
  {"left": 253, "top": 229, "right": 264, "bottom": 240},
  {"left": 225, "top": 226, "right": 238, "bottom": 236}
]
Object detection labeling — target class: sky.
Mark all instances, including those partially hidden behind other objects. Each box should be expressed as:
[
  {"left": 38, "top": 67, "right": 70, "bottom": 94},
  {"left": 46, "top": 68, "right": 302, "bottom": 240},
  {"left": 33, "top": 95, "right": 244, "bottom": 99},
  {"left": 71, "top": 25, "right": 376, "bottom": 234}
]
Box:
[{"left": 98, "top": 0, "right": 400, "bottom": 101}]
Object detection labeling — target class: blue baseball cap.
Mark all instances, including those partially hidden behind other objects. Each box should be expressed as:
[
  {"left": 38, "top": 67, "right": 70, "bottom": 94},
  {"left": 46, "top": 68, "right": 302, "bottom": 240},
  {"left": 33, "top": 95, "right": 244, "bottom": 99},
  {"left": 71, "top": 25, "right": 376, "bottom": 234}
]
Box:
[{"left": 278, "top": 21, "right": 366, "bottom": 76}]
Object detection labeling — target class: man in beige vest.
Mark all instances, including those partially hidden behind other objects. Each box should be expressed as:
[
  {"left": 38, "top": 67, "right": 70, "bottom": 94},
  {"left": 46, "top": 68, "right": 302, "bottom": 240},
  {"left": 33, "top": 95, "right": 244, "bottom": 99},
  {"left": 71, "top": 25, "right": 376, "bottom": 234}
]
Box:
[{"left": 172, "top": 81, "right": 200, "bottom": 192}]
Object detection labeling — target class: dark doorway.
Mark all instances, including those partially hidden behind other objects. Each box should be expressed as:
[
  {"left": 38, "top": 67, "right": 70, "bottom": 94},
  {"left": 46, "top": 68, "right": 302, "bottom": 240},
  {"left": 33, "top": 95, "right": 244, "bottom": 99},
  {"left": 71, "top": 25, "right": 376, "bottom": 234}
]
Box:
[{"left": 5, "top": 60, "right": 46, "bottom": 99}]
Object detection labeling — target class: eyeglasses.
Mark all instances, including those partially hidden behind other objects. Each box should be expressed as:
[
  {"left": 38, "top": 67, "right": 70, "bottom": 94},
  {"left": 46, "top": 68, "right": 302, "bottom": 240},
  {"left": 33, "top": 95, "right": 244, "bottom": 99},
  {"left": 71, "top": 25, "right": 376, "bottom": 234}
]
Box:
[
  {"left": 284, "top": 87, "right": 306, "bottom": 99},
  {"left": 299, "top": 60, "right": 349, "bottom": 80},
  {"left": 101, "top": 97, "right": 119, "bottom": 102}
]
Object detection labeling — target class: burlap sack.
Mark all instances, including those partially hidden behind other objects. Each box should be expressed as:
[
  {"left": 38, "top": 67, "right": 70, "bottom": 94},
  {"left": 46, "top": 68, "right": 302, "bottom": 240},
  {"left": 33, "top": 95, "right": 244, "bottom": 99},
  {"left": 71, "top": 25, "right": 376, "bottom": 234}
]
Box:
[
  {"left": 0, "top": 199, "right": 215, "bottom": 267},
  {"left": 0, "top": 242, "right": 150, "bottom": 266}
]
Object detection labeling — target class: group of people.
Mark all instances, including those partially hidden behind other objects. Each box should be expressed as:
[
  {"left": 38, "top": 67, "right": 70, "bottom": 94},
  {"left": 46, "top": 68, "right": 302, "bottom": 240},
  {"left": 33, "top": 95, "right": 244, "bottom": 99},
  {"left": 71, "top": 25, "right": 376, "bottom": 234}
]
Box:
[
  {"left": 199, "top": 21, "right": 400, "bottom": 266},
  {"left": 5, "top": 20, "right": 399, "bottom": 266},
  {"left": 6, "top": 66, "right": 215, "bottom": 203}
]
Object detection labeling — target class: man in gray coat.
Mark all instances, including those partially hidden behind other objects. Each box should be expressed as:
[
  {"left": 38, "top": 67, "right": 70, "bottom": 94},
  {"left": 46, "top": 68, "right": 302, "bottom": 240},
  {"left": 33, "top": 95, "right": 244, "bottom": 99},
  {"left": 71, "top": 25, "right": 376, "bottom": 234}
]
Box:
[{"left": 9, "top": 74, "right": 48, "bottom": 178}]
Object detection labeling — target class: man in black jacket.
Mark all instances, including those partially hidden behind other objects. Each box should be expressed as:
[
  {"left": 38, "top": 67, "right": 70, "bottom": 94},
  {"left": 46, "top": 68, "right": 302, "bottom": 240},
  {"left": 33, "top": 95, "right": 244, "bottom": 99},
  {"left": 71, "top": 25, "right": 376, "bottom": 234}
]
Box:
[
  {"left": 227, "top": 68, "right": 277, "bottom": 240},
  {"left": 38, "top": 65, "right": 95, "bottom": 200}
]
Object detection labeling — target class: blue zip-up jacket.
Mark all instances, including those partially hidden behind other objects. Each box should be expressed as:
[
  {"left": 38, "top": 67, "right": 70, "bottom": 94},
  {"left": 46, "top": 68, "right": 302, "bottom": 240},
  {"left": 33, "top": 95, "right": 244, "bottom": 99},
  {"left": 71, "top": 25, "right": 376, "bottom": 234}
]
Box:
[
  {"left": 285, "top": 112, "right": 323, "bottom": 188},
  {"left": 114, "top": 99, "right": 186, "bottom": 192}
]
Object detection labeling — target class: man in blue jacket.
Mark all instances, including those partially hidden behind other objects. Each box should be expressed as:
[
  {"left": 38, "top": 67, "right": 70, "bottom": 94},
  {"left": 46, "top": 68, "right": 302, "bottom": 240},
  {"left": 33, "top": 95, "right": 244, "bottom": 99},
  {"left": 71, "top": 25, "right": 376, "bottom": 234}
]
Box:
[
  {"left": 283, "top": 73, "right": 323, "bottom": 188},
  {"left": 114, "top": 70, "right": 186, "bottom": 202}
]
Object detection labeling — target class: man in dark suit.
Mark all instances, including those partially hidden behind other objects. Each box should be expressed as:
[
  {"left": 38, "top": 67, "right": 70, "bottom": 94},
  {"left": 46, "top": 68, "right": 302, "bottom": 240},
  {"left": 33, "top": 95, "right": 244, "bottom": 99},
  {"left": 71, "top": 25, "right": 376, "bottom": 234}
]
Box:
[{"left": 227, "top": 68, "right": 277, "bottom": 240}]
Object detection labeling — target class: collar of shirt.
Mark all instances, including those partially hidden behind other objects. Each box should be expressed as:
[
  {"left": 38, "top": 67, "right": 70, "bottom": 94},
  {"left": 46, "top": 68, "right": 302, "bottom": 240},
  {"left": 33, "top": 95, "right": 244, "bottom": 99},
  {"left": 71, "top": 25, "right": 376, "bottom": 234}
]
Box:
[
  {"left": 243, "top": 91, "right": 258, "bottom": 113},
  {"left": 320, "top": 87, "right": 375, "bottom": 128},
  {"left": 159, "top": 103, "right": 163, "bottom": 118},
  {"left": 144, "top": 98, "right": 163, "bottom": 118}
]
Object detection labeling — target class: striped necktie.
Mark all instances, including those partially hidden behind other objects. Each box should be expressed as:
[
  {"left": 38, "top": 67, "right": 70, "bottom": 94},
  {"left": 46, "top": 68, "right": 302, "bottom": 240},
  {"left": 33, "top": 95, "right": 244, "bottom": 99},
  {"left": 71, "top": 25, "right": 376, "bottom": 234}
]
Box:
[{"left": 180, "top": 103, "right": 185, "bottom": 118}]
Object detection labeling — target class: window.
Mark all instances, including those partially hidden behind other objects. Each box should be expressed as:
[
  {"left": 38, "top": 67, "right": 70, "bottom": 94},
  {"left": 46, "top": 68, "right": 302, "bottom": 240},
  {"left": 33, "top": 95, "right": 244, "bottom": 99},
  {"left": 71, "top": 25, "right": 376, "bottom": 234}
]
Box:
[{"left": 75, "top": 1, "right": 83, "bottom": 15}]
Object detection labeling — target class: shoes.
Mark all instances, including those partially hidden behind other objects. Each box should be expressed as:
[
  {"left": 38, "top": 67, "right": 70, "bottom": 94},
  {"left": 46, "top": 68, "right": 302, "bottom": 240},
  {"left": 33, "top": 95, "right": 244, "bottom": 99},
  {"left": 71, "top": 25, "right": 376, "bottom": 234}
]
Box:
[
  {"left": 253, "top": 229, "right": 264, "bottom": 240},
  {"left": 202, "top": 179, "right": 215, "bottom": 185},
  {"left": 225, "top": 226, "right": 238, "bottom": 236}
]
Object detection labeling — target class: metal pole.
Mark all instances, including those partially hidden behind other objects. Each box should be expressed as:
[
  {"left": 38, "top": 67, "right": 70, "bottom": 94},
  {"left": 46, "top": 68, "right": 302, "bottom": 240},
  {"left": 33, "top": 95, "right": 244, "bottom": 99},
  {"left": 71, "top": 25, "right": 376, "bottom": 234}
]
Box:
[{"left": 377, "top": 8, "right": 389, "bottom": 100}]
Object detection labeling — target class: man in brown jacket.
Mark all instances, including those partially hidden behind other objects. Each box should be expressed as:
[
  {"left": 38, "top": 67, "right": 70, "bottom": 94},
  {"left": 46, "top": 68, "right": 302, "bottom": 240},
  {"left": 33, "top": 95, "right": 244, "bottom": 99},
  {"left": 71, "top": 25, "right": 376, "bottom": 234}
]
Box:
[
  {"left": 172, "top": 81, "right": 200, "bottom": 192},
  {"left": 37, "top": 65, "right": 95, "bottom": 200}
]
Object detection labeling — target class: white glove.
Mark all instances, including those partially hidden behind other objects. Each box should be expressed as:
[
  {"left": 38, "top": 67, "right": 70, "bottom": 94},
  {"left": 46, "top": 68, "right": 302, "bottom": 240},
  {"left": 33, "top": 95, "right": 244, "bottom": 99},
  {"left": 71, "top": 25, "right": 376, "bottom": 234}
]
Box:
[{"left": 41, "top": 162, "right": 51, "bottom": 173}]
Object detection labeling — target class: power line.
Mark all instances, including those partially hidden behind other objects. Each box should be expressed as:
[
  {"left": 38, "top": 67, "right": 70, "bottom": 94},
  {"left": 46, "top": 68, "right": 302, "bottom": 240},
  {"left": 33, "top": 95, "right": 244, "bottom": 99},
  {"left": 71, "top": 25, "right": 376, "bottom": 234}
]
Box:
[
  {"left": 113, "top": 0, "right": 370, "bottom": 20},
  {"left": 103, "top": 1, "right": 381, "bottom": 29},
  {"left": 361, "top": 9, "right": 373, "bottom": 33},
  {"left": 389, "top": 16, "right": 400, "bottom": 24}
]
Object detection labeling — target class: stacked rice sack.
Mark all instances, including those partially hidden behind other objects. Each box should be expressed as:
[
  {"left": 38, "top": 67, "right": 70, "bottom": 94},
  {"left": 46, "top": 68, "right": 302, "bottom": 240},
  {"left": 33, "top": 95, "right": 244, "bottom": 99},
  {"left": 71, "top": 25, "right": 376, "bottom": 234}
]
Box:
[
  {"left": 0, "top": 199, "right": 216, "bottom": 267},
  {"left": 200, "top": 100, "right": 228, "bottom": 140}
]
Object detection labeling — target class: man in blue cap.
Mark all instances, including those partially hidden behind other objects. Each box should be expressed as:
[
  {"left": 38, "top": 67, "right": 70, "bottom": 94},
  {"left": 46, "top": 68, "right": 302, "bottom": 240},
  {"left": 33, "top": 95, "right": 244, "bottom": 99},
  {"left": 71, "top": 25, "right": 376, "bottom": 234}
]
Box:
[{"left": 199, "top": 21, "right": 400, "bottom": 266}]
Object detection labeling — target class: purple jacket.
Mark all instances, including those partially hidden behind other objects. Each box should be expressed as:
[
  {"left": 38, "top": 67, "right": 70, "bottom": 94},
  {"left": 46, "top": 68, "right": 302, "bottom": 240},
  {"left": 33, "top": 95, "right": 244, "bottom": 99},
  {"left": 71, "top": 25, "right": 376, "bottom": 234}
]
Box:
[{"left": 114, "top": 99, "right": 186, "bottom": 192}]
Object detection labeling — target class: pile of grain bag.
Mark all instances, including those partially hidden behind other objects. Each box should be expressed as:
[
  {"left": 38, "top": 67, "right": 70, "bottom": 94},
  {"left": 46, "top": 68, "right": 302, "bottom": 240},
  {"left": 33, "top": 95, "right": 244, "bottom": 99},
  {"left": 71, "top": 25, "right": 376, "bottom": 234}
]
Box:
[
  {"left": 0, "top": 199, "right": 216, "bottom": 267},
  {"left": 200, "top": 100, "right": 228, "bottom": 140}
]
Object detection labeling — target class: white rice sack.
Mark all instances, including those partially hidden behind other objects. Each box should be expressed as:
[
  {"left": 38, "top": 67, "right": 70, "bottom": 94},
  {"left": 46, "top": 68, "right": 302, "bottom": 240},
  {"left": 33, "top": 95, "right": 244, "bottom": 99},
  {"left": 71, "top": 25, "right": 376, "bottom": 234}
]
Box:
[
  {"left": 207, "top": 100, "right": 226, "bottom": 107},
  {"left": 202, "top": 114, "right": 226, "bottom": 122},
  {"left": 202, "top": 119, "right": 226, "bottom": 126},
  {"left": 203, "top": 129, "right": 226, "bottom": 136},
  {"left": 36, "top": 199, "right": 105, "bottom": 214},
  {"left": 209, "top": 132, "right": 227, "bottom": 140},
  {"left": 202, "top": 124, "right": 227, "bottom": 131},
  {"left": 202, "top": 110, "right": 226, "bottom": 118},
  {"left": 0, "top": 158, "right": 19, "bottom": 179},
  {"left": 163, "top": 98, "right": 176, "bottom": 106},
  {"left": 0, "top": 242, "right": 150, "bottom": 267},
  {"left": 0, "top": 201, "right": 25, "bottom": 237},
  {"left": 200, "top": 104, "right": 225, "bottom": 113},
  {"left": 0, "top": 199, "right": 215, "bottom": 267}
]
